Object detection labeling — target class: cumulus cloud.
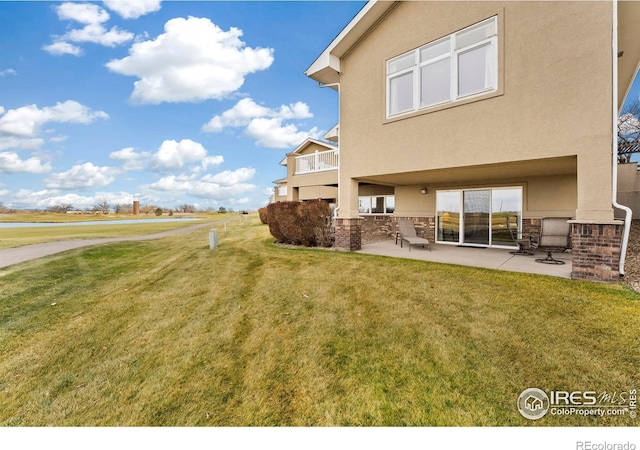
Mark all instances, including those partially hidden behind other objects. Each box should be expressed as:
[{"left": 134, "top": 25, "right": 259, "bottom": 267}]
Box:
[
  {"left": 148, "top": 172, "right": 256, "bottom": 200},
  {"left": 44, "top": 162, "right": 119, "bottom": 190},
  {"left": 105, "top": 16, "right": 274, "bottom": 104},
  {"left": 0, "top": 69, "right": 17, "bottom": 76},
  {"left": 109, "top": 146, "right": 151, "bottom": 170},
  {"left": 202, "top": 98, "right": 320, "bottom": 148},
  {"left": 0, "top": 152, "right": 51, "bottom": 174},
  {"left": 103, "top": 0, "right": 162, "bottom": 19},
  {"left": 43, "top": 41, "right": 84, "bottom": 56},
  {"left": 43, "top": 2, "right": 134, "bottom": 56},
  {"left": 0, "top": 100, "right": 109, "bottom": 138},
  {"left": 152, "top": 139, "right": 208, "bottom": 170},
  {"left": 0, "top": 136, "right": 44, "bottom": 152},
  {"left": 201, "top": 167, "right": 256, "bottom": 186}
]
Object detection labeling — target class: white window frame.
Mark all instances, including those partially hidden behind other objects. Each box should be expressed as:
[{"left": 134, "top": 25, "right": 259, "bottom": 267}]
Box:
[
  {"left": 386, "top": 16, "right": 498, "bottom": 118},
  {"left": 358, "top": 195, "right": 395, "bottom": 215}
]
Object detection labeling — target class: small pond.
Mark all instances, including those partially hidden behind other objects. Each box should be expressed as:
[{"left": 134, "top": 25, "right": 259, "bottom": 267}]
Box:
[{"left": 0, "top": 218, "right": 202, "bottom": 228}]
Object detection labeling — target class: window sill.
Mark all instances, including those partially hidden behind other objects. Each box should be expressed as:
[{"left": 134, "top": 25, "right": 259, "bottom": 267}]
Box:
[{"left": 384, "top": 88, "right": 503, "bottom": 125}]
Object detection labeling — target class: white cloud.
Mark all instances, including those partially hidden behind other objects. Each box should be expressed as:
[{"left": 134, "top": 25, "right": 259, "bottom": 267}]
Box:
[
  {"left": 0, "top": 136, "right": 45, "bottom": 151},
  {"left": 43, "top": 41, "right": 83, "bottom": 56},
  {"left": 44, "top": 162, "right": 119, "bottom": 190},
  {"left": 202, "top": 98, "right": 312, "bottom": 132},
  {"left": 103, "top": 0, "right": 162, "bottom": 19},
  {"left": 65, "top": 23, "right": 134, "bottom": 47},
  {"left": 201, "top": 167, "right": 256, "bottom": 186},
  {"left": 148, "top": 173, "right": 256, "bottom": 200},
  {"left": 109, "top": 146, "right": 151, "bottom": 170},
  {"left": 202, "top": 98, "right": 319, "bottom": 148},
  {"left": 245, "top": 118, "right": 321, "bottom": 149},
  {"left": 44, "top": 2, "right": 134, "bottom": 56},
  {"left": 152, "top": 139, "right": 209, "bottom": 170},
  {"left": 0, "top": 152, "right": 51, "bottom": 174},
  {"left": 56, "top": 2, "right": 110, "bottom": 24},
  {"left": 105, "top": 16, "right": 274, "bottom": 104},
  {"left": 0, "top": 101, "right": 109, "bottom": 138},
  {"left": 0, "top": 69, "right": 16, "bottom": 76}
]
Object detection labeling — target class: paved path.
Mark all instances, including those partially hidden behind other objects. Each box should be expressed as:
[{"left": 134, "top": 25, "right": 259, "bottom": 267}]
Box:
[{"left": 0, "top": 220, "right": 231, "bottom": 269}]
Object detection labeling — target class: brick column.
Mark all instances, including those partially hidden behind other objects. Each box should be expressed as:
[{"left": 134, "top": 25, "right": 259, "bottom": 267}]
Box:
[
  {"left": 570, "top": 221, "right": 624, "bottom": 282},
  {"left": 334, "top": 218, "right": 362, "bottom": 251}
]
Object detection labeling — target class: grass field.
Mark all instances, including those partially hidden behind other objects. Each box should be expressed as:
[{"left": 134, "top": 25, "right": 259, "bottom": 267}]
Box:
[
  {"left": 0, "top": 216, "right": 638, "bottom": 426},
  {"left": 0, "top": 213, "right": 220, "bottom": 249}
]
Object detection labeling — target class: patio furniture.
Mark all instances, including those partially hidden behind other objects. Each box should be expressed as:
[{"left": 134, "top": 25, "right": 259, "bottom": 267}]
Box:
[
  {"left": 531, "top": 217, "right": 571, "bottom": 265},
  {"left": 506, "top": 216, "right": 533, "bottom": 255},
  {"left": 397, "top": 219, "right": 430, "bottom": 251}
]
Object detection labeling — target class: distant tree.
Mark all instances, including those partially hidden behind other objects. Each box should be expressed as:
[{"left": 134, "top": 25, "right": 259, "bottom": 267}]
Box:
[
  {"left": 114, "top": 203, "right": 133, "bottom": 214},
  {"left": 93, "top": 199, "right": 110, "bottom": 214},
  {"left": 47, "top": 203, "right": 74, "bottom": 213},
  {"left": 218, "top": 206, "right": 227, "bottom": 214},
  {"left": 155, "top": 207, "right": 163, "bottom": 216},
  {"left": 140, "top": 204, "right": 156, "bottom": 215},
  {"left": 618, "top": 100, "right": 640, "bottom": 163},
  {"left": 176, "top": 204, "right": 196, "bottom": 213}
]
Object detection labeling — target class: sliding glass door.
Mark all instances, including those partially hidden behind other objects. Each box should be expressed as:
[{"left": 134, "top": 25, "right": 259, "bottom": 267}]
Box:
[
  {"left": 463, "top": 189, "right": 490, "bottom": 245},
  {"left": 436, "top": 187, "right": 522, "bottom": 247}
]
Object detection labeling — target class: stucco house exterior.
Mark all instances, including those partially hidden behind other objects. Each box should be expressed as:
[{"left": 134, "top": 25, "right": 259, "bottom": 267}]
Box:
[{"left": 304, "top": 0, "right": 640, "bottom": 282}]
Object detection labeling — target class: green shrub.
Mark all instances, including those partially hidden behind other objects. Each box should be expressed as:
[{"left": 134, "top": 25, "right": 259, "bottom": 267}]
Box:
[{"left": 266, "top": 200, "right": 332, "bottom": 247}]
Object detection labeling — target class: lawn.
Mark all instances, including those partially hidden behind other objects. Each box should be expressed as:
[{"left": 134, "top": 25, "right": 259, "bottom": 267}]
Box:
[
  {"left": 0, "top": 216, "right": 638, "bottom": 426},
  {"left": 0, "top": 213, "right": 221, "bottom": 249}
]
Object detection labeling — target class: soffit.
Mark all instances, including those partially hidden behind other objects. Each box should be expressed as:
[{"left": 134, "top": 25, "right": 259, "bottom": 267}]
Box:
[
  {"left": 619, "top": 1, "right": 640, "bottom": 107},
  {"left": 355, "top": 156, "right": 577, "bottom": 186}
]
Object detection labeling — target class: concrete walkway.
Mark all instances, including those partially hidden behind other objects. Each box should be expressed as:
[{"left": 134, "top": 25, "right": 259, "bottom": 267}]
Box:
[
  {"left": 357, "top": 240, "right": 572, "bottom": 278},
  {"left": 0, "top": 220, "right": 227, "bottom": 270}
]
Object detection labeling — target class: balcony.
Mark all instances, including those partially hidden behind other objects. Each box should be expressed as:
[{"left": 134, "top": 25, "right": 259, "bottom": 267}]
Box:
[{"left": 295, "top": 149, "right": 339, "bottom": 174}]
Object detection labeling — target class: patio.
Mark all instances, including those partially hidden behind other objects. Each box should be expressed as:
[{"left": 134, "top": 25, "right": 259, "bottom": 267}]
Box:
[{"left": 357, "top": 240, "right": 572, "bottom": 278}]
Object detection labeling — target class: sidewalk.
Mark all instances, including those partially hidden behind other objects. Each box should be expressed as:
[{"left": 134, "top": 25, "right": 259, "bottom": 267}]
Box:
[{"left": 0, "top": 221, "right": 224, "bottom": 269}]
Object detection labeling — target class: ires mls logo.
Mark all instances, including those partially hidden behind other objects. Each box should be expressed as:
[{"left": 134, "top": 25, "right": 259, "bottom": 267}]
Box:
[
  {"left": 518, "top": 388, "right": 638, "bottom": 420},
  {"left": 517, "top": 388, "right": 550, "bottom": 420}
]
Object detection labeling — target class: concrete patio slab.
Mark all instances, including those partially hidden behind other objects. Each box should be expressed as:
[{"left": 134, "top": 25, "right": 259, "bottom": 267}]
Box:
[{"left": 357, "top": 240, "right": 572, "bottom": 278}]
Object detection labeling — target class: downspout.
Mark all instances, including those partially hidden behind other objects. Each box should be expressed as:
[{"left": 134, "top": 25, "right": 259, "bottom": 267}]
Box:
[
  {"left": 318, "top": 82, "right": 341, "bottom": 218},
  {"left": 612, "top": 0, "right": 633, "bottom": 277}
]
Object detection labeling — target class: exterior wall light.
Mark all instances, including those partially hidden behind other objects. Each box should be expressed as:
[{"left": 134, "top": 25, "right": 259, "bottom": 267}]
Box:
[{"left": 421, "top": 188, "right": 428, "bottom": 194}]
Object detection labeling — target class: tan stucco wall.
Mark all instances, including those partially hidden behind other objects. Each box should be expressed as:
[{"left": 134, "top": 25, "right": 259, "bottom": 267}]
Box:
[
  {"left": 617, "top": 162, "right": 640, "bottom": 217},
  {"left": 392, "top": 174, "right": 576, "bottom": 218},
  {"left": 299, "top": 185, "right": 338, "bottom": 201},
  {"left": 337, "top": 1, "right": 613, "bottom": 221}
]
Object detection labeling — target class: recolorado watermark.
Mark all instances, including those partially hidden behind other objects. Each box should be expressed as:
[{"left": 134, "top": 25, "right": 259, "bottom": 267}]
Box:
[
  {"left": 576, "top": 442, "right": 636, "bottom": 450},
  {"left": 517, "top": 387, "right": 637, "bottom": 420}
]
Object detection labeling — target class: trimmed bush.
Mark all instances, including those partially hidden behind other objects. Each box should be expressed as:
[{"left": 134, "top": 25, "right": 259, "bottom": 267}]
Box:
[
  {"left": 258, "top": 207, "right": 268, "bottom": 224},
  {"left": 266, "top": 200, "right": 332, "bottom": 247}
]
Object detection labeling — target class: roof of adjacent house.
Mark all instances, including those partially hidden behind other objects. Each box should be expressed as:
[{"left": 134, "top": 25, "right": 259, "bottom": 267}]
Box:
[{"left": 279, "top": 138, "right": 338, "bottom": 166}]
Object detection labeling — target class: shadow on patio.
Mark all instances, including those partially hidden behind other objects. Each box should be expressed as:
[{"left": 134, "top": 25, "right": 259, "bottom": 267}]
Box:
[{"left": 357, "top": 240, "right": 572, "bottom": 278}]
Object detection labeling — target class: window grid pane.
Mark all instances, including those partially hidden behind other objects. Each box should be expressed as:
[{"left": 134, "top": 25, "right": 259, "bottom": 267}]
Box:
[
  {"left": 421, "top": 57, "right": 452, "bottom": 107},
  {"left": 457, "top": 42, "right": 493, "bottom": 97},
  {"left": 389, "top": 71, "right": 414, "bottom": 116}
]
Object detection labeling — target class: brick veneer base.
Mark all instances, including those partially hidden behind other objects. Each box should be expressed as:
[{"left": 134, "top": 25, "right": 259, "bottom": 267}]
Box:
[
  {"left": 570, "top": 222, "right": 623, "bottom": 282},
  {"left": 334, "top": 218, "right": 363, "bottom": 251},
  {"left": 360, "top": 216, "right": 435, "bottom": 244}
]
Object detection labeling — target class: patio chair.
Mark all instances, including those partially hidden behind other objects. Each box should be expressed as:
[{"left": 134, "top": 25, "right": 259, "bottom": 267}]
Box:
[
  {"left": 531, "top": 217, "right": 571, "bottom": 265},
  {"left": 397, "top": 219, "right": 430, "bottom": 251},
  {"left": 506, "top": 216, "right": 533, "bottom": 255}
]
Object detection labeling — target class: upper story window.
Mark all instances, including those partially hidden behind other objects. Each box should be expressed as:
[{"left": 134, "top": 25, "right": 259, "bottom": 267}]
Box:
[{"left": 386, "top": 17, "right": 497, "bottom": 118}]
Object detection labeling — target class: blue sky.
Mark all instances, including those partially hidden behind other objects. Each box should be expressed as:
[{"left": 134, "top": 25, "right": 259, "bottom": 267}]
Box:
[{"left": 0, "top": 0, "right": 365, "bottom": 211}]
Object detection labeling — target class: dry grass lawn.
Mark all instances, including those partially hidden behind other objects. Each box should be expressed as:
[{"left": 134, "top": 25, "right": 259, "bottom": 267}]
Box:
[{"left": 0, "top": 216, "right": 638, "bottom": 426}]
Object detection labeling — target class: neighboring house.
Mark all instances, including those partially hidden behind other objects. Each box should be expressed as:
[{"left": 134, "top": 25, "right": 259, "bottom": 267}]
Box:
[
  {"left": 272, "top": 136, "right": 340, "bottom": 208},
  {"left": 305, "top": 0, "right": 640, "bottom": 282}
]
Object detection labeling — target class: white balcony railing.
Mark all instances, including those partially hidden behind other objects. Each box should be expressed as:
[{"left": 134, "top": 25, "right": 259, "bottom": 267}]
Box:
[{"left": 295, "top": 149, "right": 339, "bottom": 174}]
